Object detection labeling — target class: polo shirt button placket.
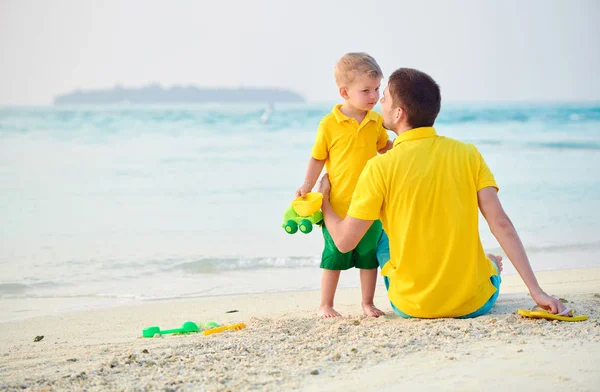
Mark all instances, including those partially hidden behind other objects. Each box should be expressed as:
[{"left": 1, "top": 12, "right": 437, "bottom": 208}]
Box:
[{"left": 352, "top": 119, "right": 360, "bottom": 133}]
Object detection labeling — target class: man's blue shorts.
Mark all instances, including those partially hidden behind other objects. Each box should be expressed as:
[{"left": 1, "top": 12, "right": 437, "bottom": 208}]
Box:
[{"left": 376, "top": 231, "right": 501, "bottom": 319}]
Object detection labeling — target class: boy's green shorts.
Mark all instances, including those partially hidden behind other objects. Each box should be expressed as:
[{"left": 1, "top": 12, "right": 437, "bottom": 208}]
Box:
[{"left": 320, "top": 220, "right": 382, "bottom": 270}]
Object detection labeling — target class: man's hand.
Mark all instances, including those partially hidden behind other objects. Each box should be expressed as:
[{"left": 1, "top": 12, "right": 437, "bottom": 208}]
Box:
[
  {"left": 317, "top": 174, "right": 331, "bottom": 199},
  {"left": 318, "top": 172, "right": 373, "bottom": 253},
  {"left": 531, "top": 290, "right": 567, "bottom": 314}
]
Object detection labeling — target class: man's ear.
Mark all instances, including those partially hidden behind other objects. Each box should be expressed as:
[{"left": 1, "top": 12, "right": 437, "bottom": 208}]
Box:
[
  {"left": 397, "top": 107, "right": 411, "bottom": 128},
  {"left": 396, "top": 107, "right": 404, "bottom": 122},
  {"left": 339, "top": 87, "right": 349, "bottom": 100}
]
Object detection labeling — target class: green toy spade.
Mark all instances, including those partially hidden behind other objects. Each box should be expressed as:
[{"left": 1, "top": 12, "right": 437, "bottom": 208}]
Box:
[{"left": 142, "top": 321, "right": 199, "bottom": 338}]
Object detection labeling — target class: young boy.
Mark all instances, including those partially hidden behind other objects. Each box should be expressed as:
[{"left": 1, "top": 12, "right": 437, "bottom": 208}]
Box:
[{"left": 295, "top": 53, "right": 393, "bottom": 318}]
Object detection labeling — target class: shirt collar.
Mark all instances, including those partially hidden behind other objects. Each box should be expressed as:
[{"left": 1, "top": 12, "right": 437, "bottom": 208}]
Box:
[
  {"left": 392, "top": 127, "right": 438, "bottom": 148},
  {"left": 332, "top": 104, "right": 379, "bottom": 124}
]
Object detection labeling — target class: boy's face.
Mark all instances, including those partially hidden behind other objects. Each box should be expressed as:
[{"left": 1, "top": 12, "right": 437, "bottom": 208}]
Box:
[{"left": 341, "top": 75, "right": 381, "bottom": 112}]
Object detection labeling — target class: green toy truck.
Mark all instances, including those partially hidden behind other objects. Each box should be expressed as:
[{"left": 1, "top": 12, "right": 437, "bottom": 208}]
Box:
[
  {"left": 282, "top": 206, "right": 323, "bottom": 234},
  {"left": 282, "top": 192, "right": 324, "bottom": 234}
]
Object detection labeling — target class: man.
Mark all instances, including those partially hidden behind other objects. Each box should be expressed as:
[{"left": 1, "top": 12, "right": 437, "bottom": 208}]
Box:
[{"left": 318, "top": 68, "right": 566, "bottom": 318}]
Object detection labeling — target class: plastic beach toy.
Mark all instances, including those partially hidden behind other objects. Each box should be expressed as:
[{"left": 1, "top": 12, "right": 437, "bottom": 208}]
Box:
[
  {"left": 142, "top": 321, "right": 220, "bottom": 337},
  {"left": 291, "top": 192, "right": 323, "bottom": 216},
  {"left": 517, "top": 306, "right": 588, "bottom": 322},
  {"left": 202, "top": 323, "right": 247, "bottom": 336},
  {"left": 198, "top": 321, "right": 220, "bottom": 330},
  {"left": 142, "top": 321, "right": 200, "bottom": 337},
  {"left": 282, "top": 192, "right": 324, "bottom": 234}
]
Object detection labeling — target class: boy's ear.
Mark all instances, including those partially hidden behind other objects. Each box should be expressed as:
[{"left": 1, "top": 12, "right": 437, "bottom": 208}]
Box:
[{"left": 339, "top": 87, "right": 349, "bottom": 100}]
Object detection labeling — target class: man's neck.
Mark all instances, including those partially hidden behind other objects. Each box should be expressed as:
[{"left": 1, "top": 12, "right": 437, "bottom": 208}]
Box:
[
  {"left": 391, "top": 123, "right": 413, "bottom": 136},
  {"left": 340, "top": 103, "right": 367, "bottom": 123}
]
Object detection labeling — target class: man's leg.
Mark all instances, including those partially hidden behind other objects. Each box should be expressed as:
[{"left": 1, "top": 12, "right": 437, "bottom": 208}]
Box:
[
  {"left": 457, "top": 254, "right": 503, "bottom": 319},
  {"left": 375, "top": 231, "right": 413, "bottom": 318},
  {"left": 489, "top": 254, "right": 503, "bottom": 273},
  {"left": 375, "top": 230, "right": 390, "bottom": 270}
]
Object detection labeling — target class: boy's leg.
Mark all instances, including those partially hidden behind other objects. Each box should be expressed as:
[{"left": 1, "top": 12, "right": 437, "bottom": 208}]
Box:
[
  {"left": 359, "top": 267, "right": 384, "bottom": 317},
  {"left": 321, "top": 269, "right": 342, "bottom": 318},
  {"left": 354, "top": 220, "right": 385, "bottom": 317},
  {"left": 320, "top": 224, "right": 353, "bottom": 317}
]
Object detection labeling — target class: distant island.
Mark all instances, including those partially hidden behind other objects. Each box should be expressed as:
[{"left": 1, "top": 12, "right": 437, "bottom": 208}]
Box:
[{"left": 54, "top": 84, "right": 305, "bottom": 105}]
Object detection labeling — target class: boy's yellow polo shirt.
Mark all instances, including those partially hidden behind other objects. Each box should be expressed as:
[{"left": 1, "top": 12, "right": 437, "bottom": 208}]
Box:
[
  {"left": 347, "top": 127, "right": 499, "bottom": 318},
  {"left": 312, "top": 104, "right": 389, "bottom": 218}
]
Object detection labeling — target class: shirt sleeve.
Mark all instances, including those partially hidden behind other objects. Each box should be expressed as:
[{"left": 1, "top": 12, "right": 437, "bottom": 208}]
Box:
[
  {"left": 311, "top": 119, "right": 329, "bottom": 160},
  {"left": 376, "top": 123, "right": 389, "bottom": 151},
  {"left": 347, "top": 159, "right": 385, "bottom": 221},
  {"left": 473, "top": 145, "right": 499, "bottom": 192}
]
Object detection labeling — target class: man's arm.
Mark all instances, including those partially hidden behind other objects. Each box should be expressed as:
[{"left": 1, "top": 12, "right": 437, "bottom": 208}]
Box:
[
  {"left": 478, "top": 187, "right": 566, "bottom": 314},
  {"left": 318, "top": 174, "right": 374, "bottom": 253},
  {"left": 296, "top": 157, "right": 325, "bottom": 198}
]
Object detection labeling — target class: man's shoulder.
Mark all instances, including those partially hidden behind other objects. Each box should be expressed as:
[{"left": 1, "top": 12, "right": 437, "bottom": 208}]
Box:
[
  {"left": 433, "top": 136, "right": 484, "bottom": 171},
  {"left": 365, "top": 151, "right": 390, "bottom": 170},
  {"left": 437, "top": 135, "right": 478, "bottom": 153}
]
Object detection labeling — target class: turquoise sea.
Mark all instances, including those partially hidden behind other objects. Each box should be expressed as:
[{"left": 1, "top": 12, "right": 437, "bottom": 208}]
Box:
[{"left": 1, "top": 103, "right": 599, "bottom": 321}]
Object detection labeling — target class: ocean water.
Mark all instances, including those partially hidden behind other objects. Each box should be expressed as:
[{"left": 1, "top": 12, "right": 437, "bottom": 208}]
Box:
[{"left": 1, "top": 103, "right": 599, "bottom": 322}]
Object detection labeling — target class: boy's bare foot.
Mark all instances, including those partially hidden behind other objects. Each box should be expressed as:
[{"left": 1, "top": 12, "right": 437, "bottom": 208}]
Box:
[
  {"left": 487, "top": 254, "right": 503, "bottom": 274},
  {"left": 321, "top": 305, "right": 341, "bottom": 318},
  {"left": 362, "top": 303, "right": 385, "bottom": 317}
]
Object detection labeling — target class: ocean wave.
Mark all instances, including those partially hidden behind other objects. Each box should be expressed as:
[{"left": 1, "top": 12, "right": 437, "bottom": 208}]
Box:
[
  {"left": 0, "top": 281, "right": 69, "bottom": 297},
  {"left": 120, "top": 242, "right": 600, "bottom": 276},
  {"left": 526, "top": 241, "right": 600, "bottom": 253},
  {"left": 0, "top": 283, "right": 29, "bottom": 295},
  {"left": 1, "top": 104, "right": 600, "bottom": 136},
  {"left": 437, "top": 105, "right": 600, "bottom": 125},
  {"left": 163, "top": 256, "right": 320, "bottom": 274},
  {"left": 485, "top": 241, "right": 600, "bottom": 255},
  {"left": 471, "top": 139, "right": 600, "bottom": 150},
  {"left": 149, "top": 242, "right": 600, "bottom": 274},
  {"left": 523, "top": 141, "right": 600, "bottom": 150}
]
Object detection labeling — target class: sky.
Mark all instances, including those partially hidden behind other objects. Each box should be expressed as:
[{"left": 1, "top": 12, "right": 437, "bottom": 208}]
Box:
[{"left": 1, "top": 0, "right": 599, "bottom": 105}]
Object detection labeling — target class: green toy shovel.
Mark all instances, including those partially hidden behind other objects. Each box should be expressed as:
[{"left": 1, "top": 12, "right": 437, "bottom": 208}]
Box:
[{"left": 142, "top": 321, "right": 199, "bottom": 338}]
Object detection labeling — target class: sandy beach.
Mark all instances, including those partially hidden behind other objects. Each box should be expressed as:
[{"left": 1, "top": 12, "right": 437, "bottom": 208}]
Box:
[{"left": 1, "top": 267, "right": 599, "bottom": 391}]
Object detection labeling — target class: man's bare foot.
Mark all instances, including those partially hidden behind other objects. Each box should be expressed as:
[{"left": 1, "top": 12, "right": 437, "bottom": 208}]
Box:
[
  {"left": 321, "top": 305, "right": 341, "bottom": 318},
  {"left": 362, "top": 303, "right": 385, "bottom": 317},
  {"left": 487, "top": 254, "right": 503, "bottom": 274}
]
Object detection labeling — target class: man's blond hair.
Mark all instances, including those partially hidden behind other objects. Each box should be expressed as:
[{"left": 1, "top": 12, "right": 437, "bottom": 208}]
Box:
[{"left": 334, "top": 52, "right": 383, "bottom": 87}]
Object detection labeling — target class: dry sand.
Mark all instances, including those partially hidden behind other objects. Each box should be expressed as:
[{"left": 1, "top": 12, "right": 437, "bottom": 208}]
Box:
[{"left": 1, "top": 268, "right": 599, "bottom": 391}]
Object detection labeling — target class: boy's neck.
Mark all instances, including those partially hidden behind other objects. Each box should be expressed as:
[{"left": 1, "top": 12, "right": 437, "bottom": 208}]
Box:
[{"left": 340, "top": 103, "right": 368, "bottom": 123}]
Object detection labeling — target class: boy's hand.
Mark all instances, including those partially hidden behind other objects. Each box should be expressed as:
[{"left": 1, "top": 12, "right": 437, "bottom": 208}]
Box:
[
  {"left": 530, "top": 290, "right": 566, "bottom": 314},
  {"left": 378, "top": 139, "right": 394, "bottom": 154},
  {"left": 295, "top": 181, "right": 313, "bottom": 198}
]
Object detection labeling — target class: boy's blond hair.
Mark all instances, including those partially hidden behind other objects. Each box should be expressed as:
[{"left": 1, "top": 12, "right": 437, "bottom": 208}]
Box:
[{"left": 334, "top": 52, "right": 383, "bottom": 87}]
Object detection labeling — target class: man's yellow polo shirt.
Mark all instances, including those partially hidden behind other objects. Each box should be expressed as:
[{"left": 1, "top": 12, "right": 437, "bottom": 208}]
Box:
[
  {"left": 312, "top": 104, "right": 389, "bottom": 218},
  {"left": 347, "top": 127, "right": 499, "bottom": 318}
]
